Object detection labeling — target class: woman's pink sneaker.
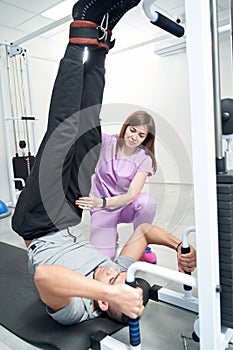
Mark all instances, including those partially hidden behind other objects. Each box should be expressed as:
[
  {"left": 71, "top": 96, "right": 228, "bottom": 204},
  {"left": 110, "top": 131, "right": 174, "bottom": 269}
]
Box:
[{"left": 140, "top": 246, "right": 157, "bottom": 264}]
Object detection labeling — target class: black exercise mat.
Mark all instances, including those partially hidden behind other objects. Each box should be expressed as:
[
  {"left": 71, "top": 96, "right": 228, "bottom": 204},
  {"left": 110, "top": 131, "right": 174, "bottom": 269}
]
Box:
[{"left": 0, "top": 242, "right": 125, "bottom": 350}]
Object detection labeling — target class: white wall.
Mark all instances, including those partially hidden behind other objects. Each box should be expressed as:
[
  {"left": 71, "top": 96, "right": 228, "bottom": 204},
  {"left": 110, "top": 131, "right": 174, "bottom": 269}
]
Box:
[
  {"left": 0, "top": 34, "right": 232, "bottom": 204},
  {"left": 102, "top": 45, "right": 192, "bottom": 185}
]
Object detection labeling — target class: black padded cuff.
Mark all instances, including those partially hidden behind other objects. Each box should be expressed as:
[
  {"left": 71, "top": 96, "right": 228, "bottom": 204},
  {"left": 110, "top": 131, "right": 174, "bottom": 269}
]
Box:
[{"left": 69, "top": 27, "right": 99, "bottom": 40}]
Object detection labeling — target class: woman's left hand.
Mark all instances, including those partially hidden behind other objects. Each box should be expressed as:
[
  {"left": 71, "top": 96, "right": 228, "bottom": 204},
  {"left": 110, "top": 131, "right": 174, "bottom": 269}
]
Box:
[{"left": 75, "top": 196, "right": 103, "bottom": 210}]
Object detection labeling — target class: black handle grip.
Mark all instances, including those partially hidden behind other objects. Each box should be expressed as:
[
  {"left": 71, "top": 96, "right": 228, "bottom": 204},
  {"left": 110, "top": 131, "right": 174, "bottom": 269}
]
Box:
[
  {"left": 126, "top": 280, "right": 137, "bottom": 288},
  {"left": 181, "top": 246, "right": 192, "bottom": 291},
  {"left": 126, "top": 279, "right": 141, "bottom": 347},
  {"left": 151, "top": 11, "right": 185, "bottom": 38}
]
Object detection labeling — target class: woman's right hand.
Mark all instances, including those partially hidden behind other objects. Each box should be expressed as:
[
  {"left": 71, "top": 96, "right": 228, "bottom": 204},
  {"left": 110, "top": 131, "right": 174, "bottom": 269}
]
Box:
[{"left": 75, "top": 196, "right": 103, "bottom": 210}]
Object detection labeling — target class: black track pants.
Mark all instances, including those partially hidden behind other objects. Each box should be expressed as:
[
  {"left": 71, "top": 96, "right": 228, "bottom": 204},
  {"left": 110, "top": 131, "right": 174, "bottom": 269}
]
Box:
[{"left": 12, "top": 44, "right": 106, "bottom": 240}]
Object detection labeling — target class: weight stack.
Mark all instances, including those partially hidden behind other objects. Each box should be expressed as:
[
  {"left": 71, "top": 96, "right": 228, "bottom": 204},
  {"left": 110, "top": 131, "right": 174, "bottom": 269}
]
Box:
[
  {"left": 217, "top": 170, "right": 233, "bottom": 328},
  {"left": 12, "top": 155, "right": 35, "bottom": 190}
]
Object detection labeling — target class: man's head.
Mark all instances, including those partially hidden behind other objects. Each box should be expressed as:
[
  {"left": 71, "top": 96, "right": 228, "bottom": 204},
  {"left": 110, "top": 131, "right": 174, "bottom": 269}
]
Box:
[{"left": 94, "top": 266, "right": 150, "bottom": 323}]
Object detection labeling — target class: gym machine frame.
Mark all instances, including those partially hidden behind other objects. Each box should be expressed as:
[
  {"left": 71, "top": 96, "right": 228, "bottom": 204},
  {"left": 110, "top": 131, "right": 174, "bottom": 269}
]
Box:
[
  {"left": 0, "top": 0, "right": 232, "bottom": 348},
  {"left": 95, "top": 0, "right": 233, "bottom": 349},
  {"left": 0, "top": 41, "right": 37, "bottom": 207},
  {"left": 186, "top": 0, "right": 233, "bottom": 348}
]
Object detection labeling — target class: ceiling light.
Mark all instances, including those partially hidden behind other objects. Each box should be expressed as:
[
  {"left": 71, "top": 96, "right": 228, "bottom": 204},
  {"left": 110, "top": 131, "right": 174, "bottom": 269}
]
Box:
[{"left": 41, "top": 0, "right": 75, "bottom": 20}]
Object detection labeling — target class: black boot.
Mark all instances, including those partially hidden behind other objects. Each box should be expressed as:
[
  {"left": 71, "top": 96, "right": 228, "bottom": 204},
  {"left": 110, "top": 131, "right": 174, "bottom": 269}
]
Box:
[
  {"left": 72, "top": 0, "right": 135, "bottom": 24},
  {"left": 70, "top": 0, "right": 141, "bottom": 51},
  {"left": 107, "top": 0, "right": 141, "bottom": 31}
]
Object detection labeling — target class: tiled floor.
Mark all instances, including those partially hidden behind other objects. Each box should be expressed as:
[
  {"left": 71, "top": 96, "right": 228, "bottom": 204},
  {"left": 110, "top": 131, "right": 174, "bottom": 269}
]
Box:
[{"left": 0, "top": 184, "right": 232, "bottom": 350}]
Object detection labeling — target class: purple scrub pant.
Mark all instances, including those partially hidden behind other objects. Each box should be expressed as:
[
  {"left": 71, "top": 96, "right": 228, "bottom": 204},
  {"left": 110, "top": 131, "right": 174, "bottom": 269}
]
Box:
[{"left": 90, "top": 192, "right": 156, "bottom": 259}]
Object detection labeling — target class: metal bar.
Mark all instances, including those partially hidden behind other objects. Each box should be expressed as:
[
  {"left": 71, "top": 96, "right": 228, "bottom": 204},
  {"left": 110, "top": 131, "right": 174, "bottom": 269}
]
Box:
[
  {"left": 127, "top": 262, "right": 198, "bottom": 288},
  {"left": 126, "top": 262, "right": 197, "bottom": 350},
  {"left": 210, "top": 0, "right": 224, "bottom": 167},
  {"left": 143, "top": 0, "right": 158, "bottom": 22},
  {"left": 158, "top": 288, "right": 198, "bottom": 313},
  {"left": 182, "top": 226, "right": 195, "bottom": 247},
  {"left": 142, "top": 0, "right": 184, "bottom": 37},
  {"left": 185, "top": 1, "right": 222, "bottom": 349},
  {"left": 220, "top": 327, "right": 233, "bottom": 349},
  {"left": 5, "top": 47, "right": 18, "bottom": 154},
  {"left": 230, "top": 0, "right": 233, "bottom": 94},
  {"left": 100, "top": 336, "right": 131, "bottom": 350},
  {"left": 0, "top": 52, "right": 17, "bottom": 206},
  {"left": 14, "top": 15, "right": 72, "bottom": 46},
  {"left": 0, "top": 40, "right": 11, "bottom": 46},
  {"left": 24, "top": 48, "right": 38, "bottom": 154}
]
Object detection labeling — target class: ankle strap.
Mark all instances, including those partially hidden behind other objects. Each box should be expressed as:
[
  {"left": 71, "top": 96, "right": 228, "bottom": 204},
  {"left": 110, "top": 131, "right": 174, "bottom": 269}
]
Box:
[{"left": 69, "top": 20, "right": 114, "bottom": 52}]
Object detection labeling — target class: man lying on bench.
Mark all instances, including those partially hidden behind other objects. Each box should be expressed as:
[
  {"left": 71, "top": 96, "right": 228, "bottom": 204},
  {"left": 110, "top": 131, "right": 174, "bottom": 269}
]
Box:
[
  {"left": 12, "top": 0, "right": 196, "bottom": 326},
  {"left": 33, "top": 223, "right": 196, "bottom": 325}
]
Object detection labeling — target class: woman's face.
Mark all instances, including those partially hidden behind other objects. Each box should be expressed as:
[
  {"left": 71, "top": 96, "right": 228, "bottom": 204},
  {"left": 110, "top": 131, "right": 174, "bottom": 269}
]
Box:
[{"left": 123, "top": 124, "right": 148, "bottom": 149}]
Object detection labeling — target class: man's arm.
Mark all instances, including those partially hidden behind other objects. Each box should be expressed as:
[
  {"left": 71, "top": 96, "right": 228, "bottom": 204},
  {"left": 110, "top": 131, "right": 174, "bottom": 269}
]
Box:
[
  {"left": 119, "top": 223, "right": 196, "bottom": 273},
  {"left": 34, "top": 264, "right": 143, "bottom": 319}
]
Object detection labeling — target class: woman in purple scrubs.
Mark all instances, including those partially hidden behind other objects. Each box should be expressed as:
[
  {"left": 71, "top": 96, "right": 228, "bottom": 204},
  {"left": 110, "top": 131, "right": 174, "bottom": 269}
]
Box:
[{"left": 75, "top": 110, "right": 157, "bottom": 260}]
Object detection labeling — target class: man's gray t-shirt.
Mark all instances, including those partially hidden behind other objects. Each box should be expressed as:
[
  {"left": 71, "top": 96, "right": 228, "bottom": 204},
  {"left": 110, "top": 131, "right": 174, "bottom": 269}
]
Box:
[{"left": 27, "top": 225, "right": 136, "bottom": 325}]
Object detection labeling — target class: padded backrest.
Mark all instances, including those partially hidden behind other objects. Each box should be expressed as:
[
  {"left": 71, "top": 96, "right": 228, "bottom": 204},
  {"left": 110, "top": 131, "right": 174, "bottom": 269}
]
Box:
[{"left": 0, "top": 242, "right": 124, "bottom": 350}]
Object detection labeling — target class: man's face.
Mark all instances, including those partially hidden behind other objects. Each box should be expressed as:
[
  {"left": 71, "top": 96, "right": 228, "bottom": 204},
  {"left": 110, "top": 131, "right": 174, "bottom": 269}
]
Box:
[
  {"left": 94, "top": 267, "right": 127, "bottom": 286},
  {"left": 94, "top": 267, "right": 129, "bottom": 323},
  {"left": 94, "top": 267, "right": 144, "bottom": 323}
]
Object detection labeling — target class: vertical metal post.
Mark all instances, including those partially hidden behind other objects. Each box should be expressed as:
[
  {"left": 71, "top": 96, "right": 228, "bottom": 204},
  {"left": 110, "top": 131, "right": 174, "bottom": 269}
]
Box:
[
  {"left": 185, "top": 1, "right": 222, "bottom": 349},
  {"left": 210, "top": 0, "right": 225, "bottom": 172},
  {"left": 0, "top": 48, "right": 17, "bottom": 206},
  {"left": 24, "top": 48, "right": 38, "bottom": 154},
  {"left": 230, "top": 0, "right": 233, "bottom": 84}
]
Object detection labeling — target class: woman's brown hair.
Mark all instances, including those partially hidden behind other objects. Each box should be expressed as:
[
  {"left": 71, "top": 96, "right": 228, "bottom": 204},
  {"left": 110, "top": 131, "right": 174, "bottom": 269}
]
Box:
[{"left": 116, "top": 110, "right": 157, "bottom": 174}]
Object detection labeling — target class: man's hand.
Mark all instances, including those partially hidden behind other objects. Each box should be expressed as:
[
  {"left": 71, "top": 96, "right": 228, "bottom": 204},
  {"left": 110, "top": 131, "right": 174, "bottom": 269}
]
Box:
[
  {"left": 107, "top": 284, "right": 144, "bottom": 319},
  {"left": 177, "top": 244, "right": 196, "bottom": 273}
]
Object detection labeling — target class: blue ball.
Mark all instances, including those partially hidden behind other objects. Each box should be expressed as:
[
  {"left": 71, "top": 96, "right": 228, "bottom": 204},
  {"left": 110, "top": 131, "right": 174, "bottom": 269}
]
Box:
[{"left": 0, "top": 200, "right": 8, "bottom": 215}]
